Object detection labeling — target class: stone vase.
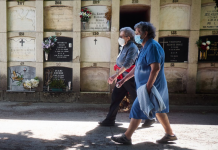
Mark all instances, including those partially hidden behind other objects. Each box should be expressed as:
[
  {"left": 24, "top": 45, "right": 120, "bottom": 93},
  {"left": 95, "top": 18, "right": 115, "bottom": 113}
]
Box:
[
  {"left": 45, "top": 52, "right": 49, "bottom": 61},
  {"left": 82, "top": 22, "right": 87, "bottom": 30}
]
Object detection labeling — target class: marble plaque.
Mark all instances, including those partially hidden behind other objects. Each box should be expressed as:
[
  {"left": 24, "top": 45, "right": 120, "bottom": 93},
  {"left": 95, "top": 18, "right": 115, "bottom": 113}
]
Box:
[
  {"left": 44, "top": 67, "right": 72, "bottom": 87},
  {"left": 44, "top": 6, "right": 73, "bottom": 31},
  {"left": 81, "top": 67, "right": 109, "bottom": 92},
  {"left": 159, "top": 37, "right": 189, "bottom": 62},
  {"left": 81, "top": 37, "right": 111, "bottom": 62},
  {"left": 165, "top": 68, "right": 187, "bottom": 93},
  {"left": 199, "top": 36, "right": 218, "bottom": 61},
  {"left": 9, "top": 37, "right": 36, "bottom": 62},
  {"left": 159, "top": 4, "right": 190, "bottom": 30},
  {"left": 8, "top": 66, "right": 36, "bottom": 91},
  {"left": 81, "top": 6, "right": 110, "bottom": 31},
  {"left": 197, "top": 68, "right": 218, "bottom": 93},
  {"left": 201, "top": 4, "right": 218, "bottom": 29},
  {"left": 44, "top": 37, "right": 73, "bottom": 62},
  {"left": 8, "top": 6, "right": 36, "bottom": 31}
]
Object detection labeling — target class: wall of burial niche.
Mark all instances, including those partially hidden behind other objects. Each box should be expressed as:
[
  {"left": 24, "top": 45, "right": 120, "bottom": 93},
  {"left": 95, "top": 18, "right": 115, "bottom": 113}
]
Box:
[
  {"left": 80, "top": 3, "right": 111, "bottom": 92},
  {"left": 197, "top": 2, "right": 218, "bottom": 94}
]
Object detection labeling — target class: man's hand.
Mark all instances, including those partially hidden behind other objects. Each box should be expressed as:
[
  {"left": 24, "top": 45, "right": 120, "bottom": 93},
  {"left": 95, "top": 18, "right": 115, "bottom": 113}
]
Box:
[{"left": 116, "top": 79, "right": 125, "bottom": 88}]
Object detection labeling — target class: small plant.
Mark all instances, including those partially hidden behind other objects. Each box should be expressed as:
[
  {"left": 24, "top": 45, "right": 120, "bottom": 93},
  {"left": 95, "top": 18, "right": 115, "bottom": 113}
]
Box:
[
  {"left": 79, "top": 8, "right": 92, "bottom": 22},
  {"left": 196, "top": 39, "right": 211, "bottom": 52},
  {"left": 42, "top": 36, "right": 57, "bottom": 54},
  {"left": 49, "top": 78, "right": 65, "bottom": 89},
  {"left": 16, "top": 75, "right": 24, "bottom": 86}
]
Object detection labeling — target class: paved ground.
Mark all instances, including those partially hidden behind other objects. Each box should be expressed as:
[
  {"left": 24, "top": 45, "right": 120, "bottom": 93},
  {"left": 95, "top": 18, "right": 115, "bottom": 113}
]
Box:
[{"left": 0, "top": 102, "right": 218, "bottom": 150}]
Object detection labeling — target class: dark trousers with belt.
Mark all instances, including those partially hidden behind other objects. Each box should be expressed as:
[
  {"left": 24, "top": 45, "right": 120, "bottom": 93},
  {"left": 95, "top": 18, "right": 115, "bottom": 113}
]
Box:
[{"left": 105, "top": 77, "right": 137, "bottom": 122}]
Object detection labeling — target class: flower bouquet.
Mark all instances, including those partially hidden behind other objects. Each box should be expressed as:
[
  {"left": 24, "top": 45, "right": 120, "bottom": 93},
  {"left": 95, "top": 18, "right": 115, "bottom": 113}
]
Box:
[
  {"left": 196, "top": 39, "right": 211, "bottom": 60},
  {"left": 43, "top": 36, "right": 57, "bottom": 61},
  {"left": 23, "top": 77, "right": 39, "bottom": 91},
  {"left": 79, "top": 8, "right": 92, "bottom": 29}
]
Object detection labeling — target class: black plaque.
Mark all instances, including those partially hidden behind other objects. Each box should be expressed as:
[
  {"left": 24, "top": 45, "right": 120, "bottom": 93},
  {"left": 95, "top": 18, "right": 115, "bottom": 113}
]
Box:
[
  {"left": 44, "top": 67, "right": 72, "bottom": 87},
  {"left": 199, "top": 36, "right": 218, "bottom": 62},
  {"left": 159, "top": 37, "right": 189, "bottom": 62},
  {"left": 44, "top": 37, "right": 73, "bottom": 62}
]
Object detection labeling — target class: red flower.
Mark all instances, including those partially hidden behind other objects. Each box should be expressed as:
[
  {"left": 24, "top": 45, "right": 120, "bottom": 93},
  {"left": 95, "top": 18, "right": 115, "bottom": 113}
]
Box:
[
  {"left": 80, "top": 15, "right": 82, "bottom": 18},
  {"left": 201, "top": 45, "right": 206, "bottom": 50},
  {"left": 85, "top": 8, "right": 87, "bottom": 10},
  {"left": 87, "top": 11, "right": 89, "bottom": 13},
  {"left": 90, "top": 12, "right": 92, "bottom": 14},
  {"left": 81, "top": 9, "right": 84, "bottom": 12},
  {"left": 89, "top": 16, "right": 91, "bottom": 18}
]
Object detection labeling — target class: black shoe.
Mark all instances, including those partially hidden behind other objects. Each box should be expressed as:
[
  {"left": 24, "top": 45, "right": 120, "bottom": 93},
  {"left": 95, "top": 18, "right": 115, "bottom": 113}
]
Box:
[
  {"left": 156, "top": 133, "right": 178, "bottom": 143},
  {"left": 111, "top": 133, "right": 132, "bottom": 145},
  {"left": 98, "top": 120, "right": 115, "bottom": 126},
  {"left": 142, "top": 119, "right": 156, "bottom": 127}
]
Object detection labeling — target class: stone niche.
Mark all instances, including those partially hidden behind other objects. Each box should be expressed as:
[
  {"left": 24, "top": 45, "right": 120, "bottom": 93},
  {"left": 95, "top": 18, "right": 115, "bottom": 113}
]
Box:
[
  {"left": 81, "top": 6, "right": 110, "bottom": 32},
  {"left": 9, "top": 37, "right": 36, "bottom": 62},
  {"left": 44, "top": 6, "right": 73, "bottom": 31},
  {"left": 197, "top": 68, "right": 218, "bottom": 94},
  {"left": 164, "top": 68, "right": 187, "bottom": 93},
  {"left": 159, "top": 4, "right": 190, "bottom": 30},
  {"left": 201, "top": 3, "right": 218, "bottom": 30},
  {"left": 8, "top": 6, "right": 36, "bottom": 31},
  {"left": 8, "top": 66, "right": 36, "bottom": 91},
  {"left": 120, "top": 5, "right": 150, "bottom": 30},
  {"left": 81, "top": 37, "right": 111, "bottom": 62},
  {"left": 80, "top": 67, "right": 110, "bottom": 92}
]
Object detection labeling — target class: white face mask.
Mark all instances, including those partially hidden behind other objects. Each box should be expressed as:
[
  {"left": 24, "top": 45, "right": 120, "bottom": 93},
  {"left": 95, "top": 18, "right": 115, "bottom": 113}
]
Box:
[{"left": 118, "top": 38, "right": 125, "bottom": 46}]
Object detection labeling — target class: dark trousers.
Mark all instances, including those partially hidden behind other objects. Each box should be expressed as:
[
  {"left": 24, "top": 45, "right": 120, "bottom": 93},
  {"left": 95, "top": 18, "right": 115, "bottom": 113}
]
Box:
[{"left": 105, "top": 77, "right": 137, "bottom": 122}]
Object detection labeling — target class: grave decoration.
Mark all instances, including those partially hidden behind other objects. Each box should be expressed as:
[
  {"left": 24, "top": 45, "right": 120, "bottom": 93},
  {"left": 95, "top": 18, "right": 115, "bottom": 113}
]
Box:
[
  {"left": 17, "top": 77, "right": 39, "bottom": 91},
  {"left": 49, "top": 78, "right": 66, "bottom": 92},
  {"left": 79, "top": 8, "right": 92, "bottom": 29},
  {"left": 104, "top": 6, "right": 112, "bottom": 29},
  {"left": 196, "top": 39, "right": 212, "bottom": 60},
  {"left": 43, "top": 36, "right": 57, "bottom": 61}
]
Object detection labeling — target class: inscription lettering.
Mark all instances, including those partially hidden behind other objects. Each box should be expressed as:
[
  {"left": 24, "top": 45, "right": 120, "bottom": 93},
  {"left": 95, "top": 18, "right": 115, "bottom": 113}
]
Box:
[
  {"left": 132, "top": 0, "right": 138, "bottom": 3},
  {"left": 19, "top": 32, "right": 24, "bottom": 36},
  {"left": 20, "top": 62, "right": 24, "bottom": 65},
  {"left": 55, "top": 32, "right": 62, "bottom": 36},
  {"left": 55, "top": 1, "right": 62, "bottom": 5},
  {"left": 17, "top": 1, "right": 24, "bottom": 5},
  {"left": 212, "top": 31, "right": 218, "bottom": 35},
  {"left": 171, "top": 31, "right": 177, "bottom": 35},
  {"left": 93, "top": 32, "right": 99, "bottom": 35},
  {"left": 93, "top": 0, "right": 100, "bottom": 4},
  {"left": 173, "top": 0, "right": 179, "bottom": 2}
]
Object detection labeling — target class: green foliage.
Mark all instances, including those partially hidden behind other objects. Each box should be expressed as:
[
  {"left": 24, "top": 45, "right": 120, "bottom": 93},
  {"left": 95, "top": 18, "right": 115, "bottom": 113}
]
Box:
[
  {"left": 49, "top": 78, "right": 65, "bottom": 89},
  {"left": 34, "top": 77, "right": 39, "bottom": 81},
  {"left": 16, "top": 75, "right": 24, "bottom": 86}
]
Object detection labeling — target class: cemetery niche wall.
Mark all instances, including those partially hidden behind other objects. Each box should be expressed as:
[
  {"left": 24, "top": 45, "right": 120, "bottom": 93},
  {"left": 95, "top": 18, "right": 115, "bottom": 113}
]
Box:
[
  {"left": 198, "top": 36, "right": 218, "bottom": 61},
  {"left": 197, "top": 68, "right": 218, "bottom": 94},
  {"left": 9, "top": 37, "right": 36, "bottom": 62},
  {"left": 8, "top": 6, "right": 36, "bottom": 31},
  {"left": 200, "top": 3, "right": 218, "bottom": 30},
  {"left": 8, "top": 66, "right": 36, "bottom": 92},
  {"left": 120, "top": 5, "right": 150, "bottom": 30},
  {"left": 44, "top": 36, "right": 73, "bottom": 62},
  {"left": 44, "top": 67, "right": 73, "bottom": 92},
  {"left": 44, "top": 4, "right": 73, "bottom": 31},
  {"left": 159, "top": 4, "right": 190, "bottom": 30},
  {"left": 81, "top": 36, "right": 111, "bottom": 62},
  {"left": 80, "top": 67, "right": 110, "bottom": 92},
  {"left": 81, "top": 6, "right": 111, "bottom": 32},
  {"left": 159, "top": 37, "right": 189, "bottom": 62}
]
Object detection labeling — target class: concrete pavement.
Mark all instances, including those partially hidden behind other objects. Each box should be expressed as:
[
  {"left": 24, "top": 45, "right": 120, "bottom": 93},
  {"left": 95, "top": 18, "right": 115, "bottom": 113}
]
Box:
[{"left": 0, "top": 102, "right": 218, "bottom": 150}]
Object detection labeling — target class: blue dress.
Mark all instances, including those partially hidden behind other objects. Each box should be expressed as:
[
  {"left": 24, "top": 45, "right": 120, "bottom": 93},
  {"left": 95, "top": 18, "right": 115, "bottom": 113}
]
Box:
[{"left": 130, "top": 38, "right": 169, "bottom": 119}]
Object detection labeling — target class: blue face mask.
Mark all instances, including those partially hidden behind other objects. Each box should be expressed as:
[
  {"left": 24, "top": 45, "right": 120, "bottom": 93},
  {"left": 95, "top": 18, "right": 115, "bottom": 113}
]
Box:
[{"left": 134, "top": 35, "right": 143, "bottom": 44}]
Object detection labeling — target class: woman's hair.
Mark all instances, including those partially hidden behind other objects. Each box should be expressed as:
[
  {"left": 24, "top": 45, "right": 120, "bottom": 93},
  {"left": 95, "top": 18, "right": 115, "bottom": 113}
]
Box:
[
  {"left": 120, "top": 27, "right": 135, "bottom": 41},
  {"left": 134, "top": 22, "right": 156, "bottom": 39}
]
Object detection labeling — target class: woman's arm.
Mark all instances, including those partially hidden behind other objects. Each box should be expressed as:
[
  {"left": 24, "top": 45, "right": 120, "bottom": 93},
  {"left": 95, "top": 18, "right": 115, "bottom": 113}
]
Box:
[
  {"left": 146, "top": 63, "right": 160, "bottom": 93},
  {"left": 116, "top": 67, "right": 135, "bottom": 88}
]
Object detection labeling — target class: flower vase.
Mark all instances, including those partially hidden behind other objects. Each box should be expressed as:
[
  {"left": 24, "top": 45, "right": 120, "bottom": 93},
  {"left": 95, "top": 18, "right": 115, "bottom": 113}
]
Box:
[
  {"left": 45, "top": 52, "right": 48, "bottom": 61},
  {"left": 82, "top": 22, "right": 87, "bottom": 30}
]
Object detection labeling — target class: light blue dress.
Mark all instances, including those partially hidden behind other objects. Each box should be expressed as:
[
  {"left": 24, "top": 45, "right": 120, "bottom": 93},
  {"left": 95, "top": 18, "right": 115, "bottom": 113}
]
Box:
[{"left": 130, "top": 38, "right": 169, "bottom": 119}]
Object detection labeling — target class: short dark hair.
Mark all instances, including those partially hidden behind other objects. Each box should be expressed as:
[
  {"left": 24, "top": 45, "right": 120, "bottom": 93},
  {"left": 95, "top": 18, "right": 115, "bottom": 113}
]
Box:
[
  {"left": 120, "top": 27, "right": 135, "bottom": 41},
  {"left": 134, "top": 22, "right": 156, "bottom": 39}
]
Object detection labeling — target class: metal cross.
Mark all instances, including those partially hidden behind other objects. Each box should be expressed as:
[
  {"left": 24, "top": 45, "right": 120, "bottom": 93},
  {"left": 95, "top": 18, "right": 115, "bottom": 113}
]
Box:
[
  {"left": 20, "top": 39, "right": 25, "bottom": 46},
  {"left": 159, "top": 38, "right": 168, "bottom": 49},
  {"left": 94, "top": 38, "right": 97, "bottom": 45}
]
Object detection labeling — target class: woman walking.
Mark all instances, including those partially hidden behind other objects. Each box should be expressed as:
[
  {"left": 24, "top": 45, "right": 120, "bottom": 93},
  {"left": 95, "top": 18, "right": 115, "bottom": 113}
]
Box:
[{"left": 111, "top": 22, "right": 178, "bottom": 144}]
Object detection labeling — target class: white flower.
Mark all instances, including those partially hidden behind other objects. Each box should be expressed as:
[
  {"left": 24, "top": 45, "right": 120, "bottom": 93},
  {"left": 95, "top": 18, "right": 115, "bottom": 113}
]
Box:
[
  {"left": 202, "top": 42, "right": 206, "bottom": 46},
  {"left": 31, "top": 79, "right": 39, "bottom": 88},
  {"left": 206, "top": 41, "right": 211, "bottom": 45},
  {"left": 25, "top": 80, "right": 32, "bottom": 88},
  {"left": 206, "top": 46, "right": 210, "bottom": 50}
]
